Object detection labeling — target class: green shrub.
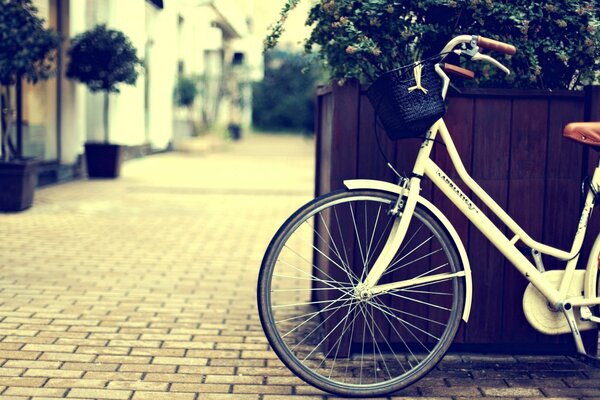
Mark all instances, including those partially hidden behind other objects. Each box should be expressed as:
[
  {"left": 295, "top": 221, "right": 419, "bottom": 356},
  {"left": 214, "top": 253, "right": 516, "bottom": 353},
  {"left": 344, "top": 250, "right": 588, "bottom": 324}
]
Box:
[
  {"left": 175, "top": 76, "right": 199, "bottom": 108},
  {"left": 267, "top": 0, "right": 600, "bottom": 89},
  {"left": 253, "top": 51, "right": 322, "bottom": 133}
]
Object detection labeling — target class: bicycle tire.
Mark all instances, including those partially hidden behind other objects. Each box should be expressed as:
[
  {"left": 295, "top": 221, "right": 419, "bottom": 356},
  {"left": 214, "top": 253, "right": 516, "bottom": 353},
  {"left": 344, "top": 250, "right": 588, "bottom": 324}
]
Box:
[{"left": 257, "top": 190, "right": 466, "bottom": 397}]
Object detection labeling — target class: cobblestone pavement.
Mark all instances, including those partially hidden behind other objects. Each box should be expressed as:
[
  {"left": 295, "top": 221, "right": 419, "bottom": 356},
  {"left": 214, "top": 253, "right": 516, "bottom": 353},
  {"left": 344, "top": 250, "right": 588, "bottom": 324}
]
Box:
[{"left": 0, "top": 133, "right": 599, "bottom": 399}]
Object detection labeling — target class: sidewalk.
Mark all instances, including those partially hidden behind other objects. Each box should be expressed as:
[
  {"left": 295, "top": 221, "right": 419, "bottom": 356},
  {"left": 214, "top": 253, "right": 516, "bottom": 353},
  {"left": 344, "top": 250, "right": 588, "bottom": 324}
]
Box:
[{"left": 0, "top": 133, "right": 598, "bottom": 399}]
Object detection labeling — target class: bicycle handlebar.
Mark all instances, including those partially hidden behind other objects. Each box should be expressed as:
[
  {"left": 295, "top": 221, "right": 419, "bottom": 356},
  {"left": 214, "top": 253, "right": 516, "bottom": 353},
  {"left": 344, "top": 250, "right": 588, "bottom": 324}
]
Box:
[{"left": 476, "top": 36, "right": 517, "bottom": 55}]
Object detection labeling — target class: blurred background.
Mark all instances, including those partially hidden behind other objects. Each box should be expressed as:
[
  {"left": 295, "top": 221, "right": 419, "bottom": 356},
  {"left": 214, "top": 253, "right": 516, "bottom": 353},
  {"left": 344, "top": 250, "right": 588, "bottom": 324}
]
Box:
[{"left": 6, "top": 0, "right": 320, "bottom": 186}]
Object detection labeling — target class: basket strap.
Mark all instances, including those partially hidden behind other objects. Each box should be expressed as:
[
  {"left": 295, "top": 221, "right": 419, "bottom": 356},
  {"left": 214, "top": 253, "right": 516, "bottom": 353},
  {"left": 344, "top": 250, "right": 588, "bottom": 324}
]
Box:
[{"left": 408, "top": 64, "right": 428, "bottom": 94}]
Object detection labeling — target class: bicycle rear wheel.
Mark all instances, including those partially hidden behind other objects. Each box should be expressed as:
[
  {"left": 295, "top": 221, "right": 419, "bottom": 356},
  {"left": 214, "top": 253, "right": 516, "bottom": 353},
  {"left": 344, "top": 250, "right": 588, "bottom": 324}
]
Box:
[{"left": 257, "top": 190, "right": 466, "bottom": 397}]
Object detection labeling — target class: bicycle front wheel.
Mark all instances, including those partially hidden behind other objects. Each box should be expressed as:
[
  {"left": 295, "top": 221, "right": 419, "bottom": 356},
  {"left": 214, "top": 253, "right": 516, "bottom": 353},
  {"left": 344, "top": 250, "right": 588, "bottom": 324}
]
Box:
[{"left": 257, "top": 190, "right": 466, "bottom": 397}]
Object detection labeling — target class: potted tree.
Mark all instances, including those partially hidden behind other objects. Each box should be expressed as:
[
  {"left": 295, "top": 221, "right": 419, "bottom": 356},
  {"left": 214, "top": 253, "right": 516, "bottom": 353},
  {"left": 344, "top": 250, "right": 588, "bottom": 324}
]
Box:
[
  {"left": 174, "top": 76, "right": 199, "bottom": 137},
  {"left": 0, "top": 0, "right": 60, "bottom": 211},
  {"left": 66, "top": 24, "right": 142, "bottom": 178}
]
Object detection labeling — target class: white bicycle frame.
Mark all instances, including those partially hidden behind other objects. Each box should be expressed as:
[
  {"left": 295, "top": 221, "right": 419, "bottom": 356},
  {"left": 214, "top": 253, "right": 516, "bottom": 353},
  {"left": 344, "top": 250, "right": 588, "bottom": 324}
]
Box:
[{"left": 355, "top": 65, "right": 600, "bottom": 354}]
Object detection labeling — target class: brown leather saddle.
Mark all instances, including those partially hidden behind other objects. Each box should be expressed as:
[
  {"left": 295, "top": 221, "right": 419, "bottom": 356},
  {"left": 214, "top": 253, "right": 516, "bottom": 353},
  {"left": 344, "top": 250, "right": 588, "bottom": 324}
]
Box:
[{"left": 564, "top": 122, "right": 600, "bottom": 149}]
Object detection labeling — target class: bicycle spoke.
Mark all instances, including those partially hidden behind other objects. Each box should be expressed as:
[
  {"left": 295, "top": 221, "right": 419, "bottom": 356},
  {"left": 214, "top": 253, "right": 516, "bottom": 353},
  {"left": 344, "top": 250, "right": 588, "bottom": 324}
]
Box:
[
  {"left": 370, "top": 296, "right": 435, "bottom": 350},
  {"left": 386, "top": 224, "right": 424, "bottom": 270},
  {"left": 290, "top": 296, "right": 354, "bottom": 350},
  {"left": 333, "top": 208, "right": 352, "bottom": 279},
  {"left": 414, "top": 262, "right": 449, "bottom": 279},
  {"left": 273, "top": 297, "right": 349, "bottom": 310},
  {"left": 277, "top": 254, "right": 353, "bottom": 295},
  {"left": 365, "top": 209, "right": 394, "bottom": 268},
  {"left": 349, "top": 203, "right": 367, "bottom": 278},
  {"left": 272, "top": 286, "right": 354, "bottom": 293},
  {"left": 285, "top": 236, "right": 357, "bottom": 289},
  {"left": 275, "top": 302, "right": 354, "bottom": 325},
  {"left": 384, "top": 247, "right": 443, "bottom": 277},
  {"left": 385, "top": 235, "right": 435, "bottom": 273},
  {"left": 362, "top": 303, "right": 400, "bottom": 381},
  {"left": 301, "top": 299, "right": 361, "bottom": 361},
  {"left": 273, "top": 273, "right": 348, "bottom": 286},
  {"left": 368, "top": 299, "right": 448, "bottom": 327},
  {"left": 383, "top": 291, "right": 452, "bottom": 312},
  {"left": 311, "top": 215, "right": 360, "bottom": 284},
  {"left": 316, "top": 299, "right": 362, "bottom": 372},
  {"left": 399, "top": 288, "right": 453, "bottom": 296},
  {"left": 369, "top": 296, "right": 419, "bottom": 368}
]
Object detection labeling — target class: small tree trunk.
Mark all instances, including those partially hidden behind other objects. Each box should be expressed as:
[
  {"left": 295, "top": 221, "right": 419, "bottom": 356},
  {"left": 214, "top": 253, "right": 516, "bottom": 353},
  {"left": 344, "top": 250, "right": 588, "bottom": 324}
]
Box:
[
  {"left": 103, "top": 91, "right": 110, "bottom": 144},
  {"left": 1, "top": 85, "right": 13, "bottom": 162},
  {"left": 188, "top": 105, "right": 198, "bottom": 137}
]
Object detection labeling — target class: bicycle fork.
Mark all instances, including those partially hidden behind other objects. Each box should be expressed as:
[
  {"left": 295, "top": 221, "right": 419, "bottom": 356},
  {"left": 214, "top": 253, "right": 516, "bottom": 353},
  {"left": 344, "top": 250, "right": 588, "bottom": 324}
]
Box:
[
  {"left": 358, "top": 123, "right": 467, "bottom": 294},
  {"left": 360, "top": 174, "right": 420, "bottom": 290}
]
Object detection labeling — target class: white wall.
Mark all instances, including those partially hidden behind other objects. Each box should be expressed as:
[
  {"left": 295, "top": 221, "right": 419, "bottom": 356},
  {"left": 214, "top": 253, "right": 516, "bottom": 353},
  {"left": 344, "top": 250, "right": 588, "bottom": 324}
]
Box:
[{"left": 146, "top": 3, "right": 178, "bottom": 149}]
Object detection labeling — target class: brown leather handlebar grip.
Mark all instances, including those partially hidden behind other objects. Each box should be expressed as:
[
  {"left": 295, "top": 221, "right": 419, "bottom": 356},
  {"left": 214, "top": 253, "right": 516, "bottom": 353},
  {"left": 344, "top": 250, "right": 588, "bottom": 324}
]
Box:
[
  {"left": 442, "top": 63, "right": 475, "bottom": 80},
  {"left": 477, "top": 36, "right": 517, "bottom": 55}
]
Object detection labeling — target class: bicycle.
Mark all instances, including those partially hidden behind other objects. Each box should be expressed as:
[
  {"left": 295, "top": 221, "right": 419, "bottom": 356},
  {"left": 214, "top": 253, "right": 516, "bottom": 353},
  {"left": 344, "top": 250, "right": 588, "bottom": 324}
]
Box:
[{"left": 257, "top": 34, "right": 600, "bottom": 397}]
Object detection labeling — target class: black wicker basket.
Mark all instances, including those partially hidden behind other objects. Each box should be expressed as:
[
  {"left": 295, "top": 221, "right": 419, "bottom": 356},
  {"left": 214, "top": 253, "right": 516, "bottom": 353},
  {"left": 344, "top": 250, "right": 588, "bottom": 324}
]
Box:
[{"left": 367, "top": 60, "right": 446, "bottom": 140}]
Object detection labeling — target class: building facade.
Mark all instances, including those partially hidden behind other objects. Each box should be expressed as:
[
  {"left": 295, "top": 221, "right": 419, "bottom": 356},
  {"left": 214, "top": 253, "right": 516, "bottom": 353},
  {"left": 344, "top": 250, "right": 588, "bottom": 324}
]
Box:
[{"left": 12, "top": 0, "right": 261, "bottom": 185}]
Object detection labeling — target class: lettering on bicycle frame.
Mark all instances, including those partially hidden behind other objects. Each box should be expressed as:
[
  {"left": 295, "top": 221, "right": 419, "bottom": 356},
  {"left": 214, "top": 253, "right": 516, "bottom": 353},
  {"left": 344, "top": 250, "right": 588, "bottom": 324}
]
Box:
[
  {"left": 577, "top": 203, "right": 593, "bottom": 233},
  {"left": 436, "top": 169, "right": 478, "bottom": 212}
]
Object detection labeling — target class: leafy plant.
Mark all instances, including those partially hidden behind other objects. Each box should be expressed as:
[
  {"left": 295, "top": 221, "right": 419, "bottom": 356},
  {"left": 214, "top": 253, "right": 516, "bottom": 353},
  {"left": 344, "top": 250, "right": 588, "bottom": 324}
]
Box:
[
  {"left": 267, "top": 0, "right": 600, "bottom": 89},
  {"left": 0, "top": 0, "right": 61, "bottom": 161},
  {"left": 66, "top": 24, "right": 142, "bottom": 143},
  {"left": 175, "top": 76, "right": 198, "bottom": 108}
]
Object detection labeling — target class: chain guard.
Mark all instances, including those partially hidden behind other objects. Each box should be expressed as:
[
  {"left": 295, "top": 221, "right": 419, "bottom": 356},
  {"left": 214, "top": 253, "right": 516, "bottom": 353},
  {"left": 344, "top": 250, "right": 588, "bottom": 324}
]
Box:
[{"left": 522, "top": 270, "right": 596, "bottom": 335}]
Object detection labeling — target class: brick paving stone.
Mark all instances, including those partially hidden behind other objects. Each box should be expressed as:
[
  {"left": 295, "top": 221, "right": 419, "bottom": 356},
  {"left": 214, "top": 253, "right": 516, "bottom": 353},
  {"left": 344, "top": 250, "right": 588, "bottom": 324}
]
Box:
[
  {"left": 66, "top": 388, "right": 132, "bottom": 399},
  {"left": 61, "top": 362, "right": 119, "bottom": 372},
  {"left": 0, "top": 368, "right": 26, "bottom": 377},
  {"left": 505, "top": 378, "right": 569, "bottom": 388},
  {"left": 106, "top": 380, "right": 169, "bottom": 391},
  {"left": 446, "top": 378, "right": 507, "bottom": 387},
  {"left": 131, "top": 392, "right": 196, "bottom": 400},
  {"left": 419, "top": 386, "right": 481, "bottom": 397},
  {"left": 264, "top": 396, "right": 324, "bottom": 400},
  {"left": 83, "top": 372, "right": 142, "bottom": 381},
  {"left": 170, "top": 383, "right": 230, "bottom": 393},
  {"left": 544, "top": 388, "right": 600, "bottom": 397},
  {"left": 3, "top": 387, "right": 67, "bottom": 397},
  {"left": 118, "top": 364, "right": 176, "bottom": 373},
  {"left": 233, "top": 384, "right": 292, "bottom": 394},
  {"left": 480, "top": 387, "right": 543, "bottom": 397},
  {"left": 45, "top": 378, "right": 107, "bottom": 388}
]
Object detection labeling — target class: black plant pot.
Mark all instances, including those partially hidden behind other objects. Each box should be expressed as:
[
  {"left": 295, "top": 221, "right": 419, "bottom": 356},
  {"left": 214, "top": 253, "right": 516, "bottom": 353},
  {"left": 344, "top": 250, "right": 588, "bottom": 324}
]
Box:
[
  {"left": 0, "top": 159, "right": 38, "bottom": 212},
  {"left": 85, "top": 143, "right": 123, "bottom": 179}
]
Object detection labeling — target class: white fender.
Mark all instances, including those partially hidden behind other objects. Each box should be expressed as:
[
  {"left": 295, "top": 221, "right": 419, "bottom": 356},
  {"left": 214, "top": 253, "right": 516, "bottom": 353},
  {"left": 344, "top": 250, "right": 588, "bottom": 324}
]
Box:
[{"left": 344, "top": 179, "right": 473, "bottom": 322}]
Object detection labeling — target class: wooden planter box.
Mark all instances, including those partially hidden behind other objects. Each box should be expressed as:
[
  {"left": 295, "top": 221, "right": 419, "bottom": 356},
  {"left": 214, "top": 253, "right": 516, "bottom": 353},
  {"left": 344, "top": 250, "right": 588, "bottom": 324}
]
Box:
[{"left": 314, "top": 82, "right": 600, "bottom": 352}]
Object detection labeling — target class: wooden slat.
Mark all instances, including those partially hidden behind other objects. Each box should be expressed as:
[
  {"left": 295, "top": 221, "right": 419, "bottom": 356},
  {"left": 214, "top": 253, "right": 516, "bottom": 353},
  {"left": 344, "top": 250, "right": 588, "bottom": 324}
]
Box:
[
  {"left": 357, "top": 93, "right": 396, "bottom": 182},
  {"left": 431, "top": 96, "right": 475, "bottom": 344},
  {"left": 502, "top": 99, "right": 548, "bottom": 344},
  {"left": 463, "top": 97, "right": 512, "bottom": 344},
  {"left": 330, "top": 80, "right": 361, "bottom": 191},
  {"left": 316, "top": 93, "right": 333, "bottom": 196},
  {"left": 543, "top": 99, "right": 584, "bottom": 270}
]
